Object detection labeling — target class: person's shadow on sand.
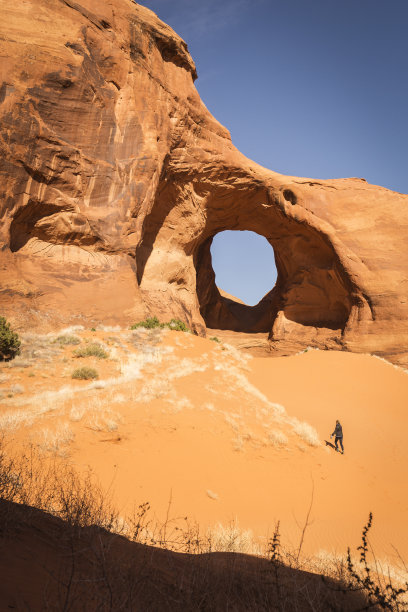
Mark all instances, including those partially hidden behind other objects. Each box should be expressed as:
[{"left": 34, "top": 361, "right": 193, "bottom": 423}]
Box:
[{"left": 324, "top": 440, "right": 338, "bottom": 451}]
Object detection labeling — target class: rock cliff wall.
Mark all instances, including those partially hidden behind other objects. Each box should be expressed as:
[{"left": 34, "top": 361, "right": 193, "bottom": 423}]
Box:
[{"left": 1, "top": 0, "right": 408, "bottom": 364}]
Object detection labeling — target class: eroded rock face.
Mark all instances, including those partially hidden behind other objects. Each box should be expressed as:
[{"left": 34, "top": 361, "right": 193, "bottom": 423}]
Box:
[{"left": 1, "top": 0, "right": 408, "bottom": 364}]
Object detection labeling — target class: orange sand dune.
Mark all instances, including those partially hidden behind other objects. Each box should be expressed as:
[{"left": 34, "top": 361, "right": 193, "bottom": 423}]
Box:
[{"left": 1, "top": 328, "right": 407, "bottom": 570}]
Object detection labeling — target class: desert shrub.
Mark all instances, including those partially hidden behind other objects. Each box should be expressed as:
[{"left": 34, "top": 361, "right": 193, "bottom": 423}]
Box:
[
  {"left": 166, "top": 318, "right": 190, "bottom": 332},
  {"left": 131, "top": 317, "right": 162, "bottom": 330},
  {"left": 344, "top": 513, "right": 408, "bottom": 610},
  {"left": 210, "top": 336, "right": 220, "bottom": 343},
  {"left": 54, "top": 335, "right": 81, "bottom": 346},
  {"left": 73, "top": 343, "right": 108, "bottom": 359},
  {"left": 0, "top": 317, "right": 21, "bottom": 361},
  {"left": 130, "top": 317, "right": 190, "bottom": 332},
  {"left": 71, "top": 367, "right": 99, "bottom": 380},
  {"left": 39, "top": 423, "right": 75, "bottom": 454}
]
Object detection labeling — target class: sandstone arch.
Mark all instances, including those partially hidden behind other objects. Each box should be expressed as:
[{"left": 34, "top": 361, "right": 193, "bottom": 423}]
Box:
[
  {"left": 136, "top": 170, "right": 353, "bottom": 349},
  {"left": 1, "top": 0, "right": 407, "bottom": 365}
]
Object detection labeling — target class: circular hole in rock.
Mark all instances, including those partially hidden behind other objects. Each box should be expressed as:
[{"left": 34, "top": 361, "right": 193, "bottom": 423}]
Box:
[{"left": 211, "top": 230, "right": 277, "bottom": 306}]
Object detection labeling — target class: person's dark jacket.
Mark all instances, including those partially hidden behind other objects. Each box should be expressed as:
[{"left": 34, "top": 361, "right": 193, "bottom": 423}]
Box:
[{"left": 332, "top": 423, "right": 343, "bottom": 438}]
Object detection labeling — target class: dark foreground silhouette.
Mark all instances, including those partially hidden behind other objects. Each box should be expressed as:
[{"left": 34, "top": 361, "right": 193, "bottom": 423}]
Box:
[{"left": 0, "top": 499, "right": 369, "bottom": 611}]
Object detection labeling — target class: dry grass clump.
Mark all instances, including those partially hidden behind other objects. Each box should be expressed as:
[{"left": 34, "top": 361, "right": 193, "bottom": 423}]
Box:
[
  {"left": 87, "top": 411, "right": 121, "bottom": 432},
  {"left": 72, "top": 367, "right": 99, "bottom": 380},
  {"left": 268, "top": 429, "right": 289, "bottom": 447},
  {"left": 54, "top": 335, "right": 81, "bottom": 346},
  {"left": 0, "top": 409, "right": 34, "bottom": 432},
  {"left": 291, "top": 420, "right": 320, "bottom": 447},
  {"left": 208, "top": 521, "right": 261, "bottom": 555},
  {"left": 69, "top": 405, "right": 86, "bottom": 422},
  {"left": 17, "top": 334, "right": 62, "bottom": 364},
  {"left": 73, "top": 343, "right": 108, "bottom": 359},
  {"left": 37, "top": 423, "right": 75, "bottom": 455}
]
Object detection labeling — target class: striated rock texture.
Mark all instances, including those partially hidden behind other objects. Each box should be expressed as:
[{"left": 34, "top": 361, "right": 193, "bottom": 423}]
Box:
[{"left": 1, "top": 0, "right": 408, "bottom": 364}]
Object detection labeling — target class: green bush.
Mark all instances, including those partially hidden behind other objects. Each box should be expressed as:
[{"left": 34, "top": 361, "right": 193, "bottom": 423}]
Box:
[
  {"left": 54, "top": 335, "right": 81, "bottom": 346},
  {"left": 210, "top": 336, "right": 220, "bottom": 343},
  {"left": 73, "top": 343, "right": 108, "bottom": 359},
  {"left": 166, "top": 319, "right": 190, "bottom": 332},
  {"left": 130, "top": 317, "right": 190, "bottom": 333},
  {"left": 0, "top": 317, "right": 21, "bottom": 361},
  {"left": 71, "top": 367, "right": 99, "bottom": 380},
  {"left": 131, "top": 317, "right": 162, "bottom": 330}
]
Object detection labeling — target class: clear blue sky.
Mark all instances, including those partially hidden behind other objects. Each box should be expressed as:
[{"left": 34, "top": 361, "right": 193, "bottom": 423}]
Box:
[{"left": 140, "top": 0, "right": 408, "bottom": 305}]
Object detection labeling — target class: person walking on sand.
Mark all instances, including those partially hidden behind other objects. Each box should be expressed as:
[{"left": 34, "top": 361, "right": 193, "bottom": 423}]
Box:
[{"left": 331, "top": 420, "right": 344, "bottom": 454}]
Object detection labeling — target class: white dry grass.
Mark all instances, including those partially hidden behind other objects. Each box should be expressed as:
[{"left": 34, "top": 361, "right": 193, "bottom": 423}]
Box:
[
  {"left": 89, "top": 380, "right": 107, "bottom": 390},
  {"left": 210, "top": 346, "right": 322, "bottom": 451},
  {"left": 268, "top": 429, "right": 289, "bottom": 447},
  {"left": 0, "top": 409, "right": 36, "bottom": 431},
  {"left": 207, "top": 521, "right": 262, "bottom": 555},
  {"left": 55, "top": 325, "right": 85, "bottom": 335},
  {"left": 69, "top": 405, "right": 86, "bottom": 422},
  {"left": 164, "top": 356, "right": 208, "bottom": 381},
  {"left": 111, "top": 393, "right": 126, "bottom": 404},
  {"left": 165, "top": 394, "right": 193, "bottom": 412},
  {"left": 134, "top": 378, "right": 171, "bottom": 402},
  {"left": 87, "top": 411, "right": 121, "bottom": 432},
  {"left": 291, "top": 420, "right": 320, "bottom": 447},
  {"left": 38, "top": 422, "right": 75, "bottom": 454},
  {"left": 97, "top": 325, "right": 122, "bottom": 332},
  {"left": 223, "top": 413, "right": 241, "bottom": 431}
]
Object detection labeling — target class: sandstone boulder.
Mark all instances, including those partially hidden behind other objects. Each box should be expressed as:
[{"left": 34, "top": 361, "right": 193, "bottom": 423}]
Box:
[{"left": 1, "top": 0, "right": 408, "bottom": 365}]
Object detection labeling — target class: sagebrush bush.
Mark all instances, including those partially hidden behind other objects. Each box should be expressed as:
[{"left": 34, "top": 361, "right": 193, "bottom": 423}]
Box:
[
  {"left": 73, "top": 343, "right": 108, "bottom": 359},
  {"left": 72, "top": 367, "right": 99, "bottom": 380},
  {"left": 210, "top": 336, "right": 220, "bottom": 343},
  {"left": 0, "top": 317, "right": 21, "bottom": 361}
]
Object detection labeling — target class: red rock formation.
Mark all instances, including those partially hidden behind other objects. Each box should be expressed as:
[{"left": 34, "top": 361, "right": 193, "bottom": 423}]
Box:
[{"left": 1, "top": 0, "right": 408, "bottom": 364}]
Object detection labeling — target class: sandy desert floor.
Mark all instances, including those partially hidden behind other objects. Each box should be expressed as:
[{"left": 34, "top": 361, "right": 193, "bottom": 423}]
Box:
[{"left": 0, "top": 325, "right": 407, "bottom": 577}]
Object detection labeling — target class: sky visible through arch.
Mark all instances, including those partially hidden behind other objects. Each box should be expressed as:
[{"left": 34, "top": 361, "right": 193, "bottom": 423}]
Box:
[
  {"left": 140, "top": 0, "right": 408, "bottom": 305},
  {"left": 211, "top": 231, "right": 277, "bottom": 306}
]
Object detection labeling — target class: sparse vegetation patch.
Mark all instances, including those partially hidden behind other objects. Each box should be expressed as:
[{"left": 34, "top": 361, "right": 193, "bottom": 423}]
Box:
[
  {"left": 73, "top": 343, "right": 108, "bottom": 359},
  {"left": 72, "top": 367, "right": 99, "bottom": 380},
  {"left": 131, "top": 317, "right": 190, "bottom": 332},
  {"left": 54, "top": 335, "right": 81, "bottom": 346}
]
